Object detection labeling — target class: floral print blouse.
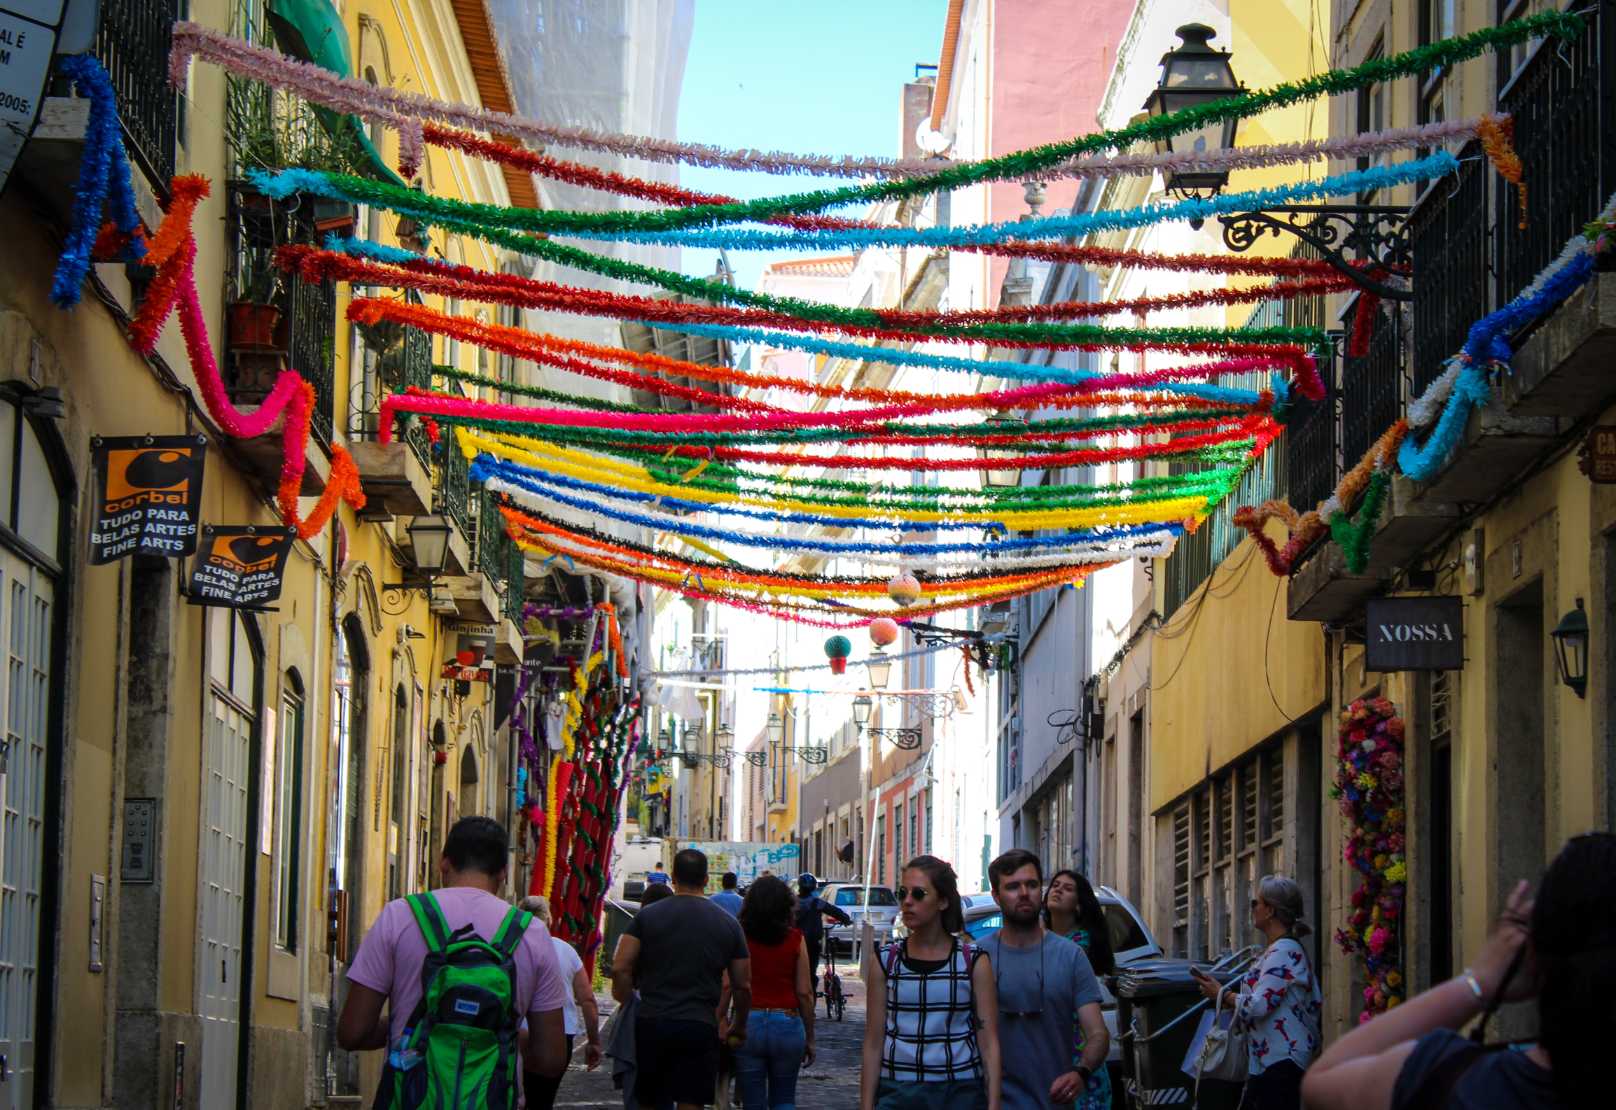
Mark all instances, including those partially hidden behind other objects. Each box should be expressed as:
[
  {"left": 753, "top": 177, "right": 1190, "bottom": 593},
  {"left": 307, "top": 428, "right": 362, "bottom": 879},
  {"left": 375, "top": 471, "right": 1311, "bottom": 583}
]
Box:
[{"left": 1233, "top": 937, "right": 1322, "bottom": 1075}]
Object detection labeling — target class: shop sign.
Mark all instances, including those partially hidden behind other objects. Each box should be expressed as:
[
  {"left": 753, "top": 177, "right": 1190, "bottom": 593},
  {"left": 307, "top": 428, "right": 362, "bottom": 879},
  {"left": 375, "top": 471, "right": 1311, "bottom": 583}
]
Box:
[
  {"left": 0, "top": 0, "right": 63, "bottom": 191},
  {"left": 186, "top": 525, "right": 294, "bottom": 609},
  {"left": 89, "top": 435, "right": 207, "bottom": 562},
  {"left": 1578, "top": 425, "right": 1616, "bottom": 483},
  {"left": 1365, "top": 596, "right": 1463, "bottom": 671}
]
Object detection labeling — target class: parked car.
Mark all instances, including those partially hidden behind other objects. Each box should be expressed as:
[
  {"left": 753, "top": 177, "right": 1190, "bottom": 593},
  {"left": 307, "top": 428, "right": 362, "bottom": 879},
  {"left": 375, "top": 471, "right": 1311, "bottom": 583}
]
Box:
[
  {"left": 959, "top": 884, "right": 1163, "bottom": 1085},
  {"left": 820, "top": 881, "right": 901, "bottom": 956}
]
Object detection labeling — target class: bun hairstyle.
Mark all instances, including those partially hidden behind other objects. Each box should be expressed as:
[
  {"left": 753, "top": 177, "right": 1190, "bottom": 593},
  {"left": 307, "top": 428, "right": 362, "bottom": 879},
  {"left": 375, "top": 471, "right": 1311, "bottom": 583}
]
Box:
[
  {"left": 1533, "top": 832, "right": 1616, "bottom": 1110},
  {"left": 1256, "top": 874, "right": 1312, "bottom": 939},
  {"left": 903, "top": 855, "right": 965, "bottom": 935}
]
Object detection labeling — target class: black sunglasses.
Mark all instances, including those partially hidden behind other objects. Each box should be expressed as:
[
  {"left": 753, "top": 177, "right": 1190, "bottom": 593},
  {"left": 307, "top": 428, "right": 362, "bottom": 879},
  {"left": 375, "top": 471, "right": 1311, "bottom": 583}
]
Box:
[{"left": 895, "top": 886, "right": 931, "bottom": 902}]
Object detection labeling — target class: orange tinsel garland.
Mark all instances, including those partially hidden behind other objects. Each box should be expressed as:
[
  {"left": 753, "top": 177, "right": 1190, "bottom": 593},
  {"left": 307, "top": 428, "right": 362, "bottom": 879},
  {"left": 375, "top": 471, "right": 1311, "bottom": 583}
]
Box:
[{"left": 1478, "top": 113, "right": 1528, "bottom": 230}]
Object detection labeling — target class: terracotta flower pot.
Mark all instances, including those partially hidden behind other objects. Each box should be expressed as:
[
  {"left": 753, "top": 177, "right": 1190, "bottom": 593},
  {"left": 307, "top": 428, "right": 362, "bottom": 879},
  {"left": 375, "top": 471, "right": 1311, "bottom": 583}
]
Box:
[{"left": 227, "top": 302, "right": 283, "bottom": 352}]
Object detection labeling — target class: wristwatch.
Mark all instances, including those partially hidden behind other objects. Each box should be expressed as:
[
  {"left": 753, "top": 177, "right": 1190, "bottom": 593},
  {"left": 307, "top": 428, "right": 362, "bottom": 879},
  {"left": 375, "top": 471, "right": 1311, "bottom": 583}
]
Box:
[{"left": 1075, "top": 1064, "right": 1092, "bottom": 1087}]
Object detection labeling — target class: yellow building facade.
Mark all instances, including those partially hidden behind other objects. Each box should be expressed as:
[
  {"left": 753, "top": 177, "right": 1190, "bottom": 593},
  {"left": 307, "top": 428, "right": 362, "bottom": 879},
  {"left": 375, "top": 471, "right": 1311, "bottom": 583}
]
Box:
[
  {"left": 1146, "top": 0, "right": 1616, "bottom": 1045},
  {"left": 0, "top": 1, "right": 529, "bottom": 1105}
]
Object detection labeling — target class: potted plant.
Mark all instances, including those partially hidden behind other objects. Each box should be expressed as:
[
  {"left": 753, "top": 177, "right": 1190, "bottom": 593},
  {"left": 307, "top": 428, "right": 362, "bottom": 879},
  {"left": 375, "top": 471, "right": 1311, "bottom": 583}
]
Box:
[{"left": 227, "top": 264, "right": 285, "bottom": 353}]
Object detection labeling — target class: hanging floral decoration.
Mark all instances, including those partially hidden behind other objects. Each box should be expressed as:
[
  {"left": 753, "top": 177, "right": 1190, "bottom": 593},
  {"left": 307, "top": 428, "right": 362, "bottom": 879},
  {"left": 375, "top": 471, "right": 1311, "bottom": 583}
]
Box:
[{"left": 1333, "top": 696, "right": 1407, "bottom": 1022}]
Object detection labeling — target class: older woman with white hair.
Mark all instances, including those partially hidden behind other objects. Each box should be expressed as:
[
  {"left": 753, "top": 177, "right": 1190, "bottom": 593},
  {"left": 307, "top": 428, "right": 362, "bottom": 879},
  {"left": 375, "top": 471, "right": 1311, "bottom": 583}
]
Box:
[
  {"left": 519, "top": 895, "right": 603, "bottom": 1109},
  {"left": 1189, "top": 875, "right": 1322, "bottom": 1110}
]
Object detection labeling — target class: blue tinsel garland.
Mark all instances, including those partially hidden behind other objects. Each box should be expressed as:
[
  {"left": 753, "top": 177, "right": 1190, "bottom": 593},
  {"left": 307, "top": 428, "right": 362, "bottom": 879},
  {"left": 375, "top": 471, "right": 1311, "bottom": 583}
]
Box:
[
  {"left": 50, "top": 55, "right": 145, "bottom": 308},
  {"left": 1398, "top": 248, "right": 1597, "bottom": 481}
]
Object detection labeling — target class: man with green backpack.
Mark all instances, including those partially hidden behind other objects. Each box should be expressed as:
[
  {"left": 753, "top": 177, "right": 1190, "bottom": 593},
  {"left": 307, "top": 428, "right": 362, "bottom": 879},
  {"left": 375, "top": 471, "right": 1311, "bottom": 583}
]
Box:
[{"left": 338, "top": 816, "right": 569, "bottom": 1107}]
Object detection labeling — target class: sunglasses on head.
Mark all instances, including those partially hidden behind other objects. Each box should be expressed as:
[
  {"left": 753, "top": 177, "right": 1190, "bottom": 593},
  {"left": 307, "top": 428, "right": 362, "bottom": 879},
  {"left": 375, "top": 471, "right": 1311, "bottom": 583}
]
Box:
[{"left": 895, "top": 886, "right": 931, "bottom": 903}]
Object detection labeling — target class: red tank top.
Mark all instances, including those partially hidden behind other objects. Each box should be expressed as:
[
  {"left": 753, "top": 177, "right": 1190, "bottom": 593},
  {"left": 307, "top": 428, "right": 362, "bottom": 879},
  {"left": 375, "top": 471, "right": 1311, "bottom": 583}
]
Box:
[{"left": 747, "top": 927, "right": 804, "bottom": 1010}]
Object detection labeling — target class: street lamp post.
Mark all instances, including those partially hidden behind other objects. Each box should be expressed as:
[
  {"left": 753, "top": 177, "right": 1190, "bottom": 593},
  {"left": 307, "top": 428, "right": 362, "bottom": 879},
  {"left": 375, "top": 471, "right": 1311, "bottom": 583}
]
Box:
[{"left": 1146, "top": 23, "right": 1412, "bottom": 299}]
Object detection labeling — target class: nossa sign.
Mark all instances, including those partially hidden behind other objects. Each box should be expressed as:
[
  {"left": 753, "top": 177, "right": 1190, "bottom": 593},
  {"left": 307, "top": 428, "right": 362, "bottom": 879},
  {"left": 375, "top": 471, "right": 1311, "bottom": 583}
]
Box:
[{"left": 1366, "top": 596, "right": 1464, "bottom": 671}]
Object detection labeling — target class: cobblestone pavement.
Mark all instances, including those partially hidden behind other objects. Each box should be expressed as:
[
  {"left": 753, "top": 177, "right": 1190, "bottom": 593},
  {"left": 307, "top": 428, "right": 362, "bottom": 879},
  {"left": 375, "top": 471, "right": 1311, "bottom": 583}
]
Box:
[{"left": 551, "top": 968, "right": 868, "bottom": 1109}]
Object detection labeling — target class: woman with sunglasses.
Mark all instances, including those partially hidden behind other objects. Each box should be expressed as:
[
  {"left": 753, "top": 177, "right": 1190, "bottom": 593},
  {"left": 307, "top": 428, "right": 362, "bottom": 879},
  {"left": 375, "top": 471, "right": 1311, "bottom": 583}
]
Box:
[
  {"left": 860, "top": 855, "right": 1002, "bottom": 1110},
  {"left": 1189, "top": 875, "right": 1321, "bottom": 1110},
  {"left": 1043, "top": 870, "right": 1115, "bottom": 1109}
]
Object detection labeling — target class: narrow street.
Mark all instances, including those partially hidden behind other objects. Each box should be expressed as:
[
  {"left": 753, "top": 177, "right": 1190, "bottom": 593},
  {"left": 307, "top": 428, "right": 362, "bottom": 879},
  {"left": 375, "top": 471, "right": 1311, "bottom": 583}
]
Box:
[{"left": 553, "top": 972, "right": 869, "bottom": 1108}]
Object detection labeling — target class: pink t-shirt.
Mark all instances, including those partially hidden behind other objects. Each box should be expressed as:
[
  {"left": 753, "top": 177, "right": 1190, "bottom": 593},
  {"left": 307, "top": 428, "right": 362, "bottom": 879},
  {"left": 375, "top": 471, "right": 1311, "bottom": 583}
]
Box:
[{"left": 348, "top": 887, "right": 567, "bottom": 1044}]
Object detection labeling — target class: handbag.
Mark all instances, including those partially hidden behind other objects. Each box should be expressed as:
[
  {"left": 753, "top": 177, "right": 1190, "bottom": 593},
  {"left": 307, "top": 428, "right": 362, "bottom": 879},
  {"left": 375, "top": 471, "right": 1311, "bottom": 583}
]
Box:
[{"left": 1193, "top": 984, "right": 1250, "bottom": 1082}]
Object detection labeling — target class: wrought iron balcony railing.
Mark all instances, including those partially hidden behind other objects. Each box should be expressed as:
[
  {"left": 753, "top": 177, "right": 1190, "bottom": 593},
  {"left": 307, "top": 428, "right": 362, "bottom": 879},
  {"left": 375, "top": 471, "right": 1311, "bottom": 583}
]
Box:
[
  {"left": 436, "top": 434, "right": 472, "bottom": 540},
  {"left": 225, "top": 182, "right": 338, "bottom": 447},
  {"left": 476, "top": 490, "right": 507, "bottom": 584},
  {"left": 1340, "top": 299, "right": 1404, "bottom": 469},
  {"left": 94, "top": 0, "right": 181, "bottom": 187},
  {"left": 504, "top": 542, "right": 527, "bottom": 624},
  {"left": 1408, "top": 143, "right": 1490, "bottom": 394}
]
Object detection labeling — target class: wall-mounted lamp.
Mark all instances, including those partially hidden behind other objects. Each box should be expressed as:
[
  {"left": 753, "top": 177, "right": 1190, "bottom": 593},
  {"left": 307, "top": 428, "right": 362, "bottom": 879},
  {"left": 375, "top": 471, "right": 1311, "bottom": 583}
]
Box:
[{"left": 1551, "top": 598, "right": 1589, "bottom": 699}]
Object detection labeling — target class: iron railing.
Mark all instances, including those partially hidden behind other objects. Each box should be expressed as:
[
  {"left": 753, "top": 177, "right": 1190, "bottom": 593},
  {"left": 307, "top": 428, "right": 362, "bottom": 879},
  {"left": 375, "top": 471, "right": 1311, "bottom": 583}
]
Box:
[
  {"left": 1496, "top": 10, "right": 1616, "bottom": 308},
  {"left": 504, "top": 542, "right": 527, "bottom": 624},
  {"left": 1340, "top": 299, "right": 1403, "bottom": 468},
  {"left": 436, "top": 434, "right": 472, "bottom": 539},
  {"left": 1407, "top": 143, "right": 1490, "bottom": 393},
  {"left": 1285, "top": 387, "right": 1338, "bottom": 524},
  {"left": 94, "top": 0, "right": 180, "bottom": 187},
  {"left": 399, "top": 328, "right": 433, "bottom": 469},
  {"left": 225, "top": 182, "right": 339, "bottom": 446},
  {"left": 289, "top": 272, "right": 337, "bottom": 445},
  {"left": 476, "top": 490, "right": 506, "bottom": 584}
]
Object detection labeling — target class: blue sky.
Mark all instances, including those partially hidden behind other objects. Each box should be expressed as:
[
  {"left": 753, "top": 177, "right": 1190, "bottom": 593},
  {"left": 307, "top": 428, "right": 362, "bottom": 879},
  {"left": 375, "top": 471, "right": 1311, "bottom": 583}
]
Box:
[{"left": 675, "top": 0, "right": 947, "bottom": 289}]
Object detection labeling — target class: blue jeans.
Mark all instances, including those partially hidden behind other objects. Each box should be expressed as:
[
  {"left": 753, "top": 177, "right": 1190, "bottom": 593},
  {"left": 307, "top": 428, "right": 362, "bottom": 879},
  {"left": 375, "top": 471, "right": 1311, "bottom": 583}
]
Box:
[{"left": 735, "top": 1010, "right": 806, "bottom": 1109}]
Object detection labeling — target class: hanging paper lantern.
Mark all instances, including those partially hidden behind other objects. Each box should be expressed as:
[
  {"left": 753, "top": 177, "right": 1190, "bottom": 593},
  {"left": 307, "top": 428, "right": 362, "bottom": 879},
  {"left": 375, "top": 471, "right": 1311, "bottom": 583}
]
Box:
[
  {"left": 887, "top": 571, "right": 922, "bottom": 606},
  {"left": 824, "top": 634, "right": 853, "bottom": 674},
  {"left": 870, "top": 617, "right": 900, "bottom": 647}
]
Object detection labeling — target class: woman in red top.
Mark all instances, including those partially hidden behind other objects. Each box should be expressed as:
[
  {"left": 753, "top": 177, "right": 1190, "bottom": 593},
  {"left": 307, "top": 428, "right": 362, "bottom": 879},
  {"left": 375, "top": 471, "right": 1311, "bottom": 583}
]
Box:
[{"left": 724, "top": 874, "right": 816, "bottom": 1108}]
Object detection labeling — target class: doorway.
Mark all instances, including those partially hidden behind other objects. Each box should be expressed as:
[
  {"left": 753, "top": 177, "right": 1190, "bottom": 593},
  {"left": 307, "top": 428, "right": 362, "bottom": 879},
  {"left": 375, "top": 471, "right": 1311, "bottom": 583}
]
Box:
[
  {"left": 1494, "top": 580, "right": 1546, "bottom": 887},
  {"left": 0, "top": 395, "right": 70, "bottom": 1108},
  {"left": 200, "top": 609, "right": 262, "bottom": 1108}
]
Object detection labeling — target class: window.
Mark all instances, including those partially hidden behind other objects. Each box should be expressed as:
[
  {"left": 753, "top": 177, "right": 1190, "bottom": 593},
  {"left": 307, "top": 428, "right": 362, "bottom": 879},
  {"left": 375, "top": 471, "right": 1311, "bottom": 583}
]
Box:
[
  {"left": 1356, "top": 37, "right": 1387, "bottom": 198},
  {"left": 924, "top": 788, "right": 933, "bottom": 852},
  {"left": 274, "top": 674, "right": 305, "bottom": 951},
  {"left": 895, "top": 801, "right": 904, "bottom": 865},
  {"left": 1498, "top": 0, "right": 1544, "bottom": 83},
  {"left": 1417, "top": 0, "right": 1455, "bottom": 126},
  {"left": 388, "top": 685, "right": 408, "bottom": 899},
  {"left": 878, "top": 814, "right": 887, "bottom": 886},
  {"left": 1170, "top": 745, "right": 1293, "bottom": 960}
]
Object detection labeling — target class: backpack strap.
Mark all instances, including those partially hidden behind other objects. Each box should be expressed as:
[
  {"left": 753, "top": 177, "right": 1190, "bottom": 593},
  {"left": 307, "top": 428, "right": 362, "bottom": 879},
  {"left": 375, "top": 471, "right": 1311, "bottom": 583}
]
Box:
[
  {"left": 491, "top": 907, "right": 532, "bottom": 961},
  {"left": 882, "top": 940, "right": 903, "bottom": 981},
  {"left": 405, "top": 892, "right": 452, "bottom": 955}
]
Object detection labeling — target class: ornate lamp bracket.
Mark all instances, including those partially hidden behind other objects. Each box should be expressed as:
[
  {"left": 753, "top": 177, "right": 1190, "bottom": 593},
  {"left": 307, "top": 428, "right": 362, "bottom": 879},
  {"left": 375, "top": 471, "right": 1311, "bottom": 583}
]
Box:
[{"left": 1217, "top": 204, "right": 1413, "bottom": 301}]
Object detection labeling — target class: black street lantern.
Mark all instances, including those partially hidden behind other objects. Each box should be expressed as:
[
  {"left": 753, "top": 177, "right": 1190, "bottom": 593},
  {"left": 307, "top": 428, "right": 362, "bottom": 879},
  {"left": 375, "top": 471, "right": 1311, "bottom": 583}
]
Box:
[
  {"left": 406, "top": 512, "right": 453, "bottom": 577},
  {"left": 852, "top": 694, "right": 874, "bottom": 728},
  {"left": 980, "top": 413, "right": 1024, "bottom": 489},
  {"left": 1551, "top": 599, "right": 1590, "bottom": 699},
  {"left": 1145, "top": 24, "right": 1241, "bottom": 195}
]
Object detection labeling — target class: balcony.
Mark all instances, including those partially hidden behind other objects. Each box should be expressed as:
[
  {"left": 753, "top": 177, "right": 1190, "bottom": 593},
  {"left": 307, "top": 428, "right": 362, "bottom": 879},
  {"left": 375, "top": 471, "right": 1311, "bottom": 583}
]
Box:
[
  {"left": 223, "top": 183, "right": 339, "bottom": 491},
  {"left": 95, "top": 1, "right": 181, "bottom": 189},
  {"left": 350, "top": 323, "right": 434, "bottom": 518},
  {"left": 1287, "top": 19, "right": 1616, "bottom": 623}
]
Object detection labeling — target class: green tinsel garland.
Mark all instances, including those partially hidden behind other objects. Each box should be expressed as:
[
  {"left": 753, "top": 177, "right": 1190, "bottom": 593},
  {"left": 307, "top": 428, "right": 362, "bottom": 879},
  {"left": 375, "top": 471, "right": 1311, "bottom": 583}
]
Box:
[
  {"left": 317, "top": 9, "right": 1578, "bottom": 235},
  {"left": 320, "top": 203, "right": 1323, "bottom": 348},
  {"left": 431, "top": 364, "right": 640, "bottom": 412}
]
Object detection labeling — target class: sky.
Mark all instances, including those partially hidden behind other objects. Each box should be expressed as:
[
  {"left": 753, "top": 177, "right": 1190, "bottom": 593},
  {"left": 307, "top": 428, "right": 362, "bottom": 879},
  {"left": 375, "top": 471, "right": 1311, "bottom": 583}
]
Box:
[{"left": 674, "top": 0, "right": 947, "bottom": 290}]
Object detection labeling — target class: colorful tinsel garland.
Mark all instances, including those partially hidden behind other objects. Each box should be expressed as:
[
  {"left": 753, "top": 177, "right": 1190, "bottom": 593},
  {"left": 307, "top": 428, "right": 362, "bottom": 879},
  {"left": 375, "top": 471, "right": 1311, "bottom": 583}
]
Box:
[{"left": 171, "top": 9, "right": 1577, "bottom": 195}]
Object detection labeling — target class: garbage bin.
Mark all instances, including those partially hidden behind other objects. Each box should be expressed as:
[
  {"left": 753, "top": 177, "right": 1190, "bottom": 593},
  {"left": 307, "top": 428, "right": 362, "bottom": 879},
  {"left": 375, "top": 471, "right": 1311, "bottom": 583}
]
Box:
[
  {"left": 1115, "top": 958, "right": 1245, "bottom": 1110},
  {"left": 598, "top": 898, "right": 637, "bottom": 978}
]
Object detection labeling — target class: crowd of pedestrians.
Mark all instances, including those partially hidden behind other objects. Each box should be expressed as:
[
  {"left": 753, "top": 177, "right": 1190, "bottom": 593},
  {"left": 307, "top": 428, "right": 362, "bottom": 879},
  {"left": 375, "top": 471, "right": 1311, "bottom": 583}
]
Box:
[{"left": 329, "top": 820, "right": 1613, "bottom": 1110}]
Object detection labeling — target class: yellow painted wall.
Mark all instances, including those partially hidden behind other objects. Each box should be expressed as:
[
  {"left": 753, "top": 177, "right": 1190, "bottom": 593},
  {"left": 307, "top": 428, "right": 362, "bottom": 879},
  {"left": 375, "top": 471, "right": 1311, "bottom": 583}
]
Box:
[{"left": 1150, "top": 533, "right": 1328, "bottom": 811}]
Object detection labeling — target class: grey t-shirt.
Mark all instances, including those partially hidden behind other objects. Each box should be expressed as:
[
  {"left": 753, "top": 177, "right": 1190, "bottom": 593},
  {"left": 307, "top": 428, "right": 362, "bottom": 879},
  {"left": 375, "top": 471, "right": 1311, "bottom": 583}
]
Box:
[
  {"left": 625, "top": 892, "right": 748, "bottom": 1025},
  {"left": 977, "top": 930, "right": 1104, "bottom": 1110}
]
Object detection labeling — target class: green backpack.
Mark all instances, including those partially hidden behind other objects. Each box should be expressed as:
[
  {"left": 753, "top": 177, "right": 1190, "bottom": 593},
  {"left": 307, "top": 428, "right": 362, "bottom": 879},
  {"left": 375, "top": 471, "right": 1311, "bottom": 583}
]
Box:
[{"left": 374, "top": 892, "right": 532, "bottom": 1109}]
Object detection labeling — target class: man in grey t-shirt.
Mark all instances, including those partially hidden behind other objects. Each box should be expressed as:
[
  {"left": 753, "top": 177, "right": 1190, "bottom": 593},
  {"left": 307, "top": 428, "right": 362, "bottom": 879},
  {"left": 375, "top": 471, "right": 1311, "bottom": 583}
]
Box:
[
  {"left": 613, "top": 848, "right": 750, "bottom": 1109},
  {"left": 979, "top": 849, "right": 1109, "bottom": 1109}
]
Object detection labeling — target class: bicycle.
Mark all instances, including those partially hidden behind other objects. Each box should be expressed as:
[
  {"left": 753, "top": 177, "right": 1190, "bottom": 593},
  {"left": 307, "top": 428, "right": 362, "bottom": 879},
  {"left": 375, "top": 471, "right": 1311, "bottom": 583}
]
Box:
[{"left": 822, "top": 947, "right": 846, "bottom": 1022}]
